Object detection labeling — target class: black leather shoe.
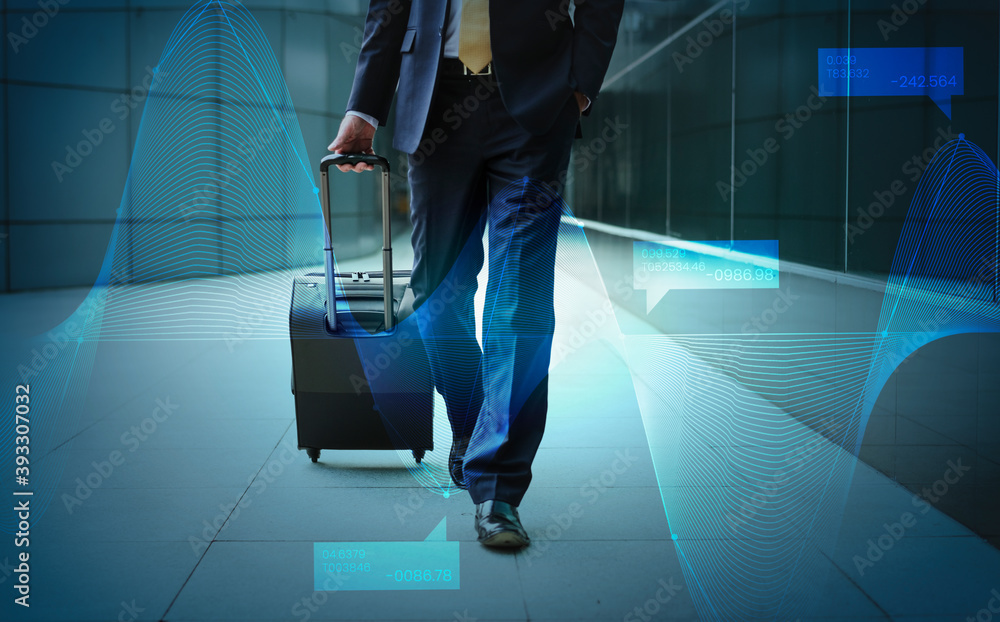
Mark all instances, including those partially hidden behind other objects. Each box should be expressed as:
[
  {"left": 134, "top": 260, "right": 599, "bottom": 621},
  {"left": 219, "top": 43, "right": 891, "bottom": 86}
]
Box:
[
  {"left": 449, "top": 435, "right": 471, "bottom": 490},
  {"left": 475, "top": 500, "right": 530, "bottom": 548}
]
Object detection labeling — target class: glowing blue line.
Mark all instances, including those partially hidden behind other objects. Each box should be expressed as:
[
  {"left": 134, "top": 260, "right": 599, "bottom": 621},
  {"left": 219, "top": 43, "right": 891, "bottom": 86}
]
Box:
[{"left": 216, "top": 1, "right": 318, "bottom": 205}]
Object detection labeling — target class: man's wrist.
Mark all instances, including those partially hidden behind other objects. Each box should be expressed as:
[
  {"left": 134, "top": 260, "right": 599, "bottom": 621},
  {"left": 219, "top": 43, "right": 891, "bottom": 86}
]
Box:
[{"left": 346, "top": 110, "right": 379, "bottom": 128}]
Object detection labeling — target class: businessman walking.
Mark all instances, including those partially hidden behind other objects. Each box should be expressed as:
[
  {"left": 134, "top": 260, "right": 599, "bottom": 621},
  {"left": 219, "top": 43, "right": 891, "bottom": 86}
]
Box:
[{"left": 329, "top": 0, "right": 623, "bottom": 547}]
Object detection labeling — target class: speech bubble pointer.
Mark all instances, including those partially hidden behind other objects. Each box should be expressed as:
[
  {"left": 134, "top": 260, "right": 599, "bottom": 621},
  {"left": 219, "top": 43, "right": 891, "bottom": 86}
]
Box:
[
  {"left": 424, "top": 517, "right": 447, "bottom": 541},
  {"left": 930, "top": 94, "right": 953, "bottom": 119},
  {"left": 646, "top": 282, "right": 670, "bottom": 315}
]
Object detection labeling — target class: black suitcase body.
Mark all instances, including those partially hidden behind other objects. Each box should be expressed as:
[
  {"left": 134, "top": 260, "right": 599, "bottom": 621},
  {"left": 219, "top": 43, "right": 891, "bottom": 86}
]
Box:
[{"left": 289, "top": 154, "right": 433, "bottom": 463}]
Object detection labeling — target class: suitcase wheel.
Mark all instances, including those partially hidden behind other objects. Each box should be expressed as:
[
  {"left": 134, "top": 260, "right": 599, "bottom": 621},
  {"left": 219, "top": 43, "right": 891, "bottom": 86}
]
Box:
[
  {"left": 306, "top": 448, "right": 321, "bottom": 463},
  {"left": 412, "top": 449, "right": 424, "bottom": 464}
]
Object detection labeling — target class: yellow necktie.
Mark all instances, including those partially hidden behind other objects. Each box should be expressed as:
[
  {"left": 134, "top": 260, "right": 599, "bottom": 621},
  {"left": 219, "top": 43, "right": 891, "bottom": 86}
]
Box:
[{"left": 458, "top": 0, "right": 491, "bottom": 73}]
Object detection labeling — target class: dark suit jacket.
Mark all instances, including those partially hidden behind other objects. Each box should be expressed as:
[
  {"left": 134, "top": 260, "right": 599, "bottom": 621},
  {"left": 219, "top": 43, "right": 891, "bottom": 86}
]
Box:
[{"left": 346, "top": 0, "right": 624, "bottom": 154}]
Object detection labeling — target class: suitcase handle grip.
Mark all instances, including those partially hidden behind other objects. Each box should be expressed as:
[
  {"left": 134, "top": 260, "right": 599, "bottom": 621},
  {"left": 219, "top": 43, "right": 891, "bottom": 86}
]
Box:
[
  {"left": 319, "top": 153, "right": 394, "bottom": 332},
  {"left": 320, "top": 153, "right": 391, "bottom": 173}
]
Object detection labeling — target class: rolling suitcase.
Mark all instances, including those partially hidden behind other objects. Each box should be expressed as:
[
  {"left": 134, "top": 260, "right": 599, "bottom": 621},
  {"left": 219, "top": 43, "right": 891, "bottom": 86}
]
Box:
[{"left": 289, "top": 153, "right": 433, "bottom": 463}]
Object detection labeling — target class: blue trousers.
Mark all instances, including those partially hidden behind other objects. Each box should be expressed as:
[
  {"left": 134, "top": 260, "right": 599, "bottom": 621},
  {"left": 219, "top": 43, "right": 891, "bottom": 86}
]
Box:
[{"left": 407, "top": 72, "right": 578, "bottom": 505}]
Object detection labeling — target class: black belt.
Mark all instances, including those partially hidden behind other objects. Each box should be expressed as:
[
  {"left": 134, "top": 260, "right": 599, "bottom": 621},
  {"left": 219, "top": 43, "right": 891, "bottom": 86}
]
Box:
[{"left": 439, "top": 57, "right": 494, "bottom": 79}]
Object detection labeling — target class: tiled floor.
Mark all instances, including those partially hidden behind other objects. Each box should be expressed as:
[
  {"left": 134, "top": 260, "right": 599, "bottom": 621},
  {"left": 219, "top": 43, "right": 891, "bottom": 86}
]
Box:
[{"left": 1, "top": 244, "right": 999, "bottom": 621}]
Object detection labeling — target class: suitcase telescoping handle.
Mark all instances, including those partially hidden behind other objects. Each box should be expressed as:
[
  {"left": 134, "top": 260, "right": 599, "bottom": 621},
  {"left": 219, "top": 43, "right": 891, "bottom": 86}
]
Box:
[{"left": 319, "top": 153, "right": 394, "bottom": 332}]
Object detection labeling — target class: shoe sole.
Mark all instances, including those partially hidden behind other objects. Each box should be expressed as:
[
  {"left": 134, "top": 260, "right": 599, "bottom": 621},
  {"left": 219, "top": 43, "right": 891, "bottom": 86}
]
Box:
[{"left": 478, "top": 530, "right": 529, "bottom": 548}]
